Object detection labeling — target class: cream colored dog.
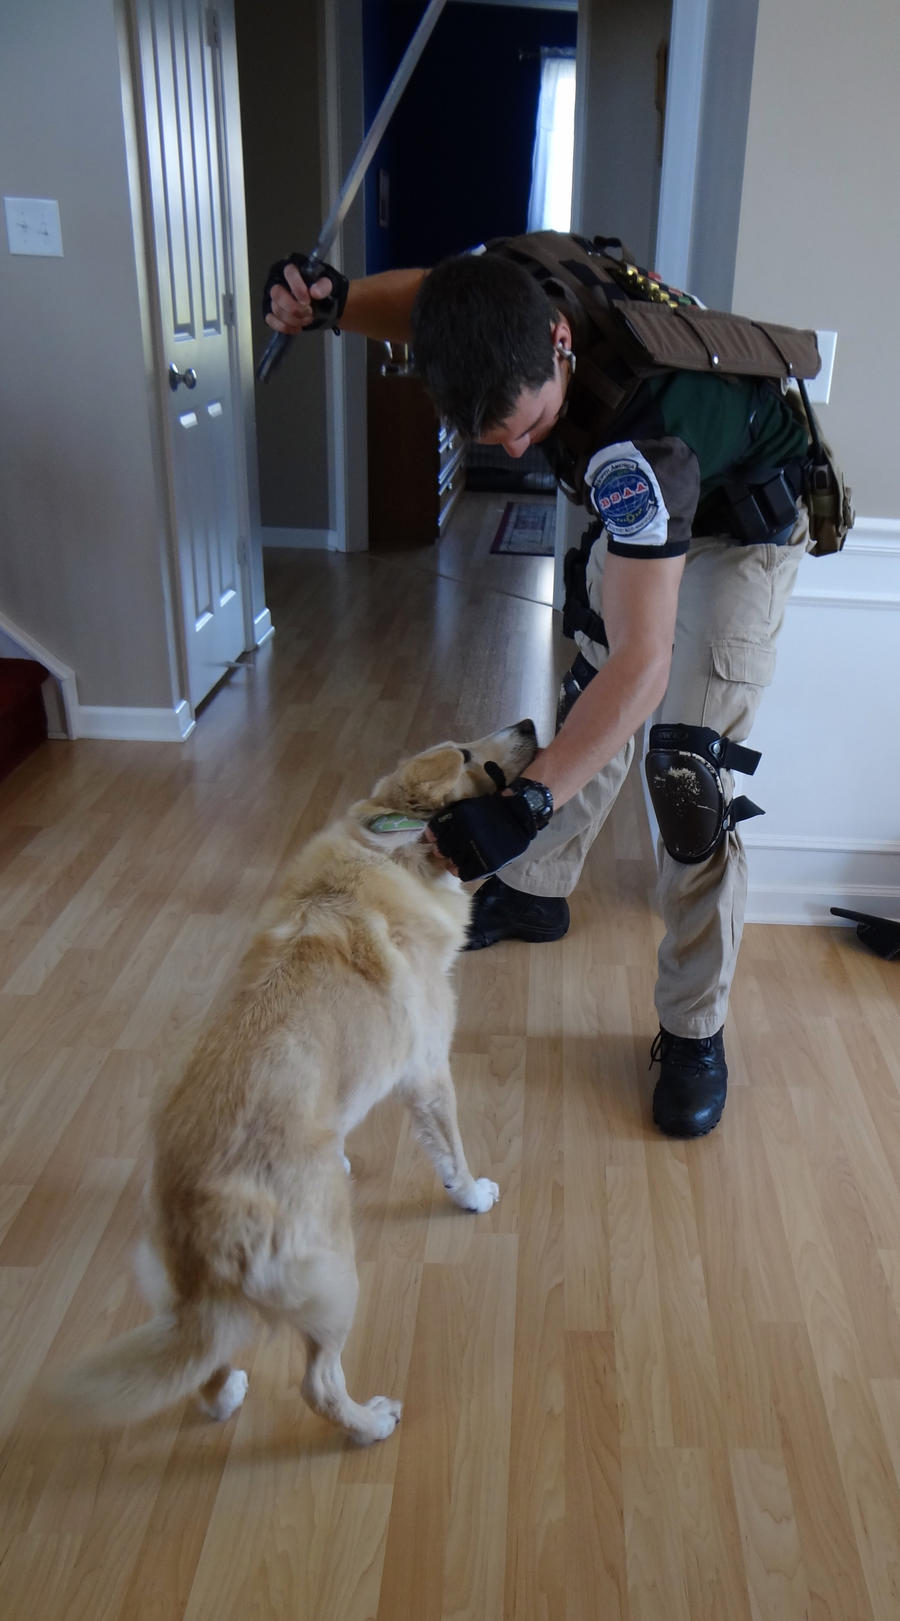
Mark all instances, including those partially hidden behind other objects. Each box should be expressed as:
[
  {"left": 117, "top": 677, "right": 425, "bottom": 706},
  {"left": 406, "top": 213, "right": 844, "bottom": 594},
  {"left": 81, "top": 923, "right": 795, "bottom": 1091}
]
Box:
[{"left": 56, "top": 720, "right": 537, "bottom": 1445}]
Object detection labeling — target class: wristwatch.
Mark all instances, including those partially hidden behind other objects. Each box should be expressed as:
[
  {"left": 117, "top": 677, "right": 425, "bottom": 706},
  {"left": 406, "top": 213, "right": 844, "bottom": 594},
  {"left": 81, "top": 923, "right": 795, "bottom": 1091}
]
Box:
[{"left": 510, "top": 776, "right": 554, "bottom": 830}]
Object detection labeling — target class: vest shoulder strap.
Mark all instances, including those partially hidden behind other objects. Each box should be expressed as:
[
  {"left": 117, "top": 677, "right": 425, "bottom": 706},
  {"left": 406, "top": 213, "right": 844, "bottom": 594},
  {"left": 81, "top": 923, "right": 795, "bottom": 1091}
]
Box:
[{"left": 486, "top": 232, "right": 821, "bottom": 385}]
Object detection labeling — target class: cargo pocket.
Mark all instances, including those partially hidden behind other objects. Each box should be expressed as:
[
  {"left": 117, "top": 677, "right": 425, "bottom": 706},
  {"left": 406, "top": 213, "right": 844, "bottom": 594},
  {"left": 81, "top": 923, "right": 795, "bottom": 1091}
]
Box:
[{"left": 703, "top": 637, "right": 777, "bottom": 738}]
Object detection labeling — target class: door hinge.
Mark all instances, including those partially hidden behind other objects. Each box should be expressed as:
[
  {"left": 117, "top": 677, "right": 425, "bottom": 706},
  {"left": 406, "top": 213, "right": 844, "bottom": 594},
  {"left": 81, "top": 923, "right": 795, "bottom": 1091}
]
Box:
[
  {"left": 206, "top": 7, "right": 221, "bottom": 48},
  {"left": 222, "top": 290, "right": 235, "bottom": 326},
  {"left": 237, "top": 538, "right": 249, "bottom": 568}
]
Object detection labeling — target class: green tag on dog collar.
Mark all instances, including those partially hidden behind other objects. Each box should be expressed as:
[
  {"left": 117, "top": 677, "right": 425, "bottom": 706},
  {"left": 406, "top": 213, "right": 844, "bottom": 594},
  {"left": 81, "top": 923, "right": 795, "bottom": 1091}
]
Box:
[{"left": 367, "top": 814, "right": 427, "bottom": 834}]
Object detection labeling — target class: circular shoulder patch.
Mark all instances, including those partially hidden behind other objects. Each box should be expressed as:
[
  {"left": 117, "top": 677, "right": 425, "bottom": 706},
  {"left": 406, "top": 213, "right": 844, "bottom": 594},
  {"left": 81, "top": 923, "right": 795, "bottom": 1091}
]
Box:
[{"left": 590, "top": 457, "right": 658, "bottom": 536}]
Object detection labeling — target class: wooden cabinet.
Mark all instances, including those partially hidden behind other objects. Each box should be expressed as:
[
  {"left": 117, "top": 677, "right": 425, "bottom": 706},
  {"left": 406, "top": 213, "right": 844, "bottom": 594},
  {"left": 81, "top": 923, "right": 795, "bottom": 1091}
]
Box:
[{"left": 367, "top": 361, "right": 464, "bottom": 549}]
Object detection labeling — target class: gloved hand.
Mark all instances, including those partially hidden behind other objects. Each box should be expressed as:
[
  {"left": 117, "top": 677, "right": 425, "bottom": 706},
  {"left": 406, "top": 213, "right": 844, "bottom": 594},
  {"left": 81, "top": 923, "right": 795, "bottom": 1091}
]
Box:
[
  {"left": 262, "top": 252, "right": 350, "bottom": 331},
  {"left": 429, "top": 781, "right": 551, "bottom": 883}
]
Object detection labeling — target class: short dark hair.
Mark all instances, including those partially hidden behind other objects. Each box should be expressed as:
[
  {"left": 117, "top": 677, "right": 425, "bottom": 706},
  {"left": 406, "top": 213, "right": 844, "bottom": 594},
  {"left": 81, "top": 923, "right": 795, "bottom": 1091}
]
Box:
[{"left": 410, "top": 252, "right": 557, "bottom": 437}]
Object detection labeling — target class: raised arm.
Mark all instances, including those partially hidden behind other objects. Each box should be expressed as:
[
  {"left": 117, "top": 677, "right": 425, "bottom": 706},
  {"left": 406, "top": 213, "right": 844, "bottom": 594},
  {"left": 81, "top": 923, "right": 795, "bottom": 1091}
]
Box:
[{"left": 265, "top": 259, "right": 427, "bottom": 346}]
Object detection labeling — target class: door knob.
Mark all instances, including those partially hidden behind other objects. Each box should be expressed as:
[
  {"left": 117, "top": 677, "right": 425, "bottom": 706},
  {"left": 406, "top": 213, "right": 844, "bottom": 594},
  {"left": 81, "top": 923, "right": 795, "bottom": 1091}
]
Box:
[{"left": 169, "top": 363, "right": 197, "bottom": 391}]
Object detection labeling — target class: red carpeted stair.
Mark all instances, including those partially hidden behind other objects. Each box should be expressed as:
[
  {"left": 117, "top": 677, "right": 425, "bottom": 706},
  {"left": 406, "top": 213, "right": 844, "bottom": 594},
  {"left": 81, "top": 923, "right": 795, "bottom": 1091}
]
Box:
[{"left": 0, "top": 658, "right": 50, "bottom": 782}]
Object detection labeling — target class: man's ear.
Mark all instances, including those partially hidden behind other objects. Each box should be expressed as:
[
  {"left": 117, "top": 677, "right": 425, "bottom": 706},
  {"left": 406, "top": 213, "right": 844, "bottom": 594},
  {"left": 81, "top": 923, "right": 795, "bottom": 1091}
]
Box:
[{"left": 551, "top": 316, "right": 572, "bottom": 352}]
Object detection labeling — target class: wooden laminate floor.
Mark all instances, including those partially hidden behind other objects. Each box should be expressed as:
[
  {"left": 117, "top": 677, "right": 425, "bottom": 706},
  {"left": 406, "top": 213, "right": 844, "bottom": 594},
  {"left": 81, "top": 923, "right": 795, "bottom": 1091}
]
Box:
[{"left": 2, "top": 493, "right": 900, "bottom": 1620}]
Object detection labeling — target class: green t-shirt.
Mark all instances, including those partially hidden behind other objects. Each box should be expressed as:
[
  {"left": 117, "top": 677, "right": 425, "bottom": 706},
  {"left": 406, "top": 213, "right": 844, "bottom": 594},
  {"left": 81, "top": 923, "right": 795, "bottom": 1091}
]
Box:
[
  {"left": 549, "top": 370, "right": 810, "bottom": 559},
  {"left": 641, "top": 371, "right": 809, "bottom": 500}
]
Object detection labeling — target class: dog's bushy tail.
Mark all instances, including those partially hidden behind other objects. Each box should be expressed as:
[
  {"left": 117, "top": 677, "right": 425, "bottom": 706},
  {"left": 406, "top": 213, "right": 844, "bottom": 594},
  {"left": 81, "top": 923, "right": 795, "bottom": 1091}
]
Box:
[{"left": 51, "top": 1299, "right": 251, "bottom": 1428}]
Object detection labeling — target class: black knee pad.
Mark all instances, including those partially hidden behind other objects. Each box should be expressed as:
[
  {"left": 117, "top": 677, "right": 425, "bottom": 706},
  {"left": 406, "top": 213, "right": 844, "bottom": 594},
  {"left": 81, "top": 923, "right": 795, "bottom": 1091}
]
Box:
[{"left": 645, "top": 723, "right": 764, "bottom": 864}]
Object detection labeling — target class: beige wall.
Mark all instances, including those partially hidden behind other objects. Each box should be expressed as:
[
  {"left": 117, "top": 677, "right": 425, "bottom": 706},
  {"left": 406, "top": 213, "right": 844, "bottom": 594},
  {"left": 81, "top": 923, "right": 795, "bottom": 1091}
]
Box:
[
  {"left": 0, "top": 0, "right": 180, "bottom": 710},
  {"left": 733, "top": 0, "right": 900, "bottom": 517}
]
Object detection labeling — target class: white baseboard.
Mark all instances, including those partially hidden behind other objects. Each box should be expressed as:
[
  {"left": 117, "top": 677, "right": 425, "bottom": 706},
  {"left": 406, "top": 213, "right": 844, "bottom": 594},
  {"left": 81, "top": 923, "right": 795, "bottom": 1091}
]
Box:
[
  {"left": 76, "top": 700, "right": 195, "bottom": 742},
  {"left": 253, "top": 606, "right": 274, "bottom": 645},
  {"left": 745, "top": 885, "right": 900, "bottom": 927},
  {"left": 262, "top": 526, "right": 338, "bottom": 550},
  {"left": 742, "top": 835, "right": 900, "bottom": 924}
]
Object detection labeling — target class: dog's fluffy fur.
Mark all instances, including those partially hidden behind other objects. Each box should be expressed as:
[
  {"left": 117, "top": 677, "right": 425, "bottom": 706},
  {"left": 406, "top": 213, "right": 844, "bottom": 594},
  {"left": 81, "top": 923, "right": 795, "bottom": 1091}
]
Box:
[{"left": 54, "top": 721, "right": 536, "bottom": 1444}]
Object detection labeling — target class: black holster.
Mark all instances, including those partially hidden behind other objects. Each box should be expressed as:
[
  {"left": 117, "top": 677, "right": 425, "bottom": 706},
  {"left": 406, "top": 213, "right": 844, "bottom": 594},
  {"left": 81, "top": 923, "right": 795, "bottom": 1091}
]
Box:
[
  {"left": 695, "top": 462, "right": 804, "bottom": 546},
  {"left": 562, "top": 523, "right": 608, "bottom": 644}
]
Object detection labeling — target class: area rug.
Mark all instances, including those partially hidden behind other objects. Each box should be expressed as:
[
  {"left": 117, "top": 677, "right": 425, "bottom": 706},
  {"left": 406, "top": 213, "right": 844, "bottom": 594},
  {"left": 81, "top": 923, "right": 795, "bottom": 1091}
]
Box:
[{"left": 490, "top": 501, "right": 556, "bottom": 556}]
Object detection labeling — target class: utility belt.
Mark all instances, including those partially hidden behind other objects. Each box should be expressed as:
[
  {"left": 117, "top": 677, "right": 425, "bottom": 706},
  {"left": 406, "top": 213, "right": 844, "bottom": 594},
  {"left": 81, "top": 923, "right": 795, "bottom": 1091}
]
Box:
[{"left": 693, "top": 458, "right": 807, "bottom": 547}]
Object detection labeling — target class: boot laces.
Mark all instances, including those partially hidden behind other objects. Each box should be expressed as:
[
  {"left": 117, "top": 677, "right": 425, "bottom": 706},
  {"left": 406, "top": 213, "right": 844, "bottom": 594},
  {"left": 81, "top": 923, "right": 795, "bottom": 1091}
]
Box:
[{"left": 649, "top": 1029, "right": 717, "bottom": 1072}]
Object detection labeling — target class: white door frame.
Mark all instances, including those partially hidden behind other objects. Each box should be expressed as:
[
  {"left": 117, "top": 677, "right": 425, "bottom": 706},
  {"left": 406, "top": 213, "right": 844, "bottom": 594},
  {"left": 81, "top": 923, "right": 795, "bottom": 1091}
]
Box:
[
  {"left": 213, "top": 3, "right": 273, "bottom": 646},
  {"left": 653, "top": 0, "right": 711, "bottom": 287},
  {"left": 318, "top": 0, "right": 369, "bottom": 553}
]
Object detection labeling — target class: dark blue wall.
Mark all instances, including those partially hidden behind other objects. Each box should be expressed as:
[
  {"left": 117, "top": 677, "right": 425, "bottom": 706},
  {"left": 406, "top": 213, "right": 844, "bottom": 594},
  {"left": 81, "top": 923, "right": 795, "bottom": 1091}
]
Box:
[{"left": 363, "top": 1, "right": 577, "bottom": 272}]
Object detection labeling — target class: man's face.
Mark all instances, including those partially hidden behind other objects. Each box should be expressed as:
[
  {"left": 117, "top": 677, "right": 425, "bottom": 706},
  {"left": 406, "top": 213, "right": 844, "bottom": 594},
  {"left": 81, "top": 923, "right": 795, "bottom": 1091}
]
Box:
[
  {"left": 478, "top": 370, "right": 567, "bottom": 459},
  {"left": 476, "top": 327, "right": 572, "bottom": 459}
]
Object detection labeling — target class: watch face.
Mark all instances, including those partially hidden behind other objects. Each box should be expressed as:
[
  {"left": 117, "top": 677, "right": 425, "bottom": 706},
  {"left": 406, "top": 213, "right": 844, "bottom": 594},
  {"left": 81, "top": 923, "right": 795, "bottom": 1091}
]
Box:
[{"left": 518, "top": 780, "right": 552, "bottom": 826}]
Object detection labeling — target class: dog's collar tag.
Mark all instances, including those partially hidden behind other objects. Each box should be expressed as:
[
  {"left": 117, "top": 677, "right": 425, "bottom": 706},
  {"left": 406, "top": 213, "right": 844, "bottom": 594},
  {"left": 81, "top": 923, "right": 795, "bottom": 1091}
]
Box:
[{"left": 367, "top": 814, "right": 427, "bottom": 834}]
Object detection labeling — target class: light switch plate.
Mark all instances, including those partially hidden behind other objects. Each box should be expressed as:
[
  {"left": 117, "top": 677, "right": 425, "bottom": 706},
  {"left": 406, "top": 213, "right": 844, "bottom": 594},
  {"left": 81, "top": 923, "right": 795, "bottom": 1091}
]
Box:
[
  {"left": 806, "top": 329, "right": 836, "bottom": 405},
  {"left": 4, "top": 196, "right": 64, "bottom": 257}
]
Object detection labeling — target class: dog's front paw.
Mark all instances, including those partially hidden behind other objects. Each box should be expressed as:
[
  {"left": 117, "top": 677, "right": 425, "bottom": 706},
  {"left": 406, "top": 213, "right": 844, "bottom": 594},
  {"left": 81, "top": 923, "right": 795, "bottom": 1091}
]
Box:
[{"left": 464, "top": 1177, "right": 500, "bottom": 1213}]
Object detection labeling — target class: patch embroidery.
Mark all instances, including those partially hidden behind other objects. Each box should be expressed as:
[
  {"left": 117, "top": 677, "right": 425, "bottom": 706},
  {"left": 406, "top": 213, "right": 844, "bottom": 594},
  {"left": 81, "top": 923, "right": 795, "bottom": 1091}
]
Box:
[{"left": 589, "top": 457, "right": 658, "bottom": 536}]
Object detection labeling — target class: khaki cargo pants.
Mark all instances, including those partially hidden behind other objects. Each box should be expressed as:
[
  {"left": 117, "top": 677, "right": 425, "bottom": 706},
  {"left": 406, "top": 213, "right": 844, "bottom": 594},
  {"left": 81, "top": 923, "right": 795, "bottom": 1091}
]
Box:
[{"left": 500, "top": 506, "right": 812, "bottom": 1039}]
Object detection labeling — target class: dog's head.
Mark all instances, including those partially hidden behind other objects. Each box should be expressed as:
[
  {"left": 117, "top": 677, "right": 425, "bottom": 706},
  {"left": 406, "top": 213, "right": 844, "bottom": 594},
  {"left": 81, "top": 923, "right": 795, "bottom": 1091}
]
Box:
[{"left": 355, "top": 719, "right": 538, "bottom": 851}]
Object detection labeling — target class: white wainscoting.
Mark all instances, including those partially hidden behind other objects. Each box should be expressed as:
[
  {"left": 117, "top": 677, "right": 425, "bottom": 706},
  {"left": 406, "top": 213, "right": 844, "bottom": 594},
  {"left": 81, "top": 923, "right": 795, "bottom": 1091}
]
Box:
[
  {"left": 636, "top": 519, "right": 900, "bottom": 924},
  {"left": 741, "top": 518, "right": 900, "bottom": 923}
]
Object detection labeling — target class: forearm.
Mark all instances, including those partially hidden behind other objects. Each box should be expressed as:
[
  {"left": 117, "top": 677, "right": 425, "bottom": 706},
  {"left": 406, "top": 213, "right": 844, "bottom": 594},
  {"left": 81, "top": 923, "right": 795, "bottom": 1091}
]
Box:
[
  {"left": 530, "top": 650, "right": 671, "bottom": 809},
  {"left": 339, "top": 268, "right": 428, "bottom": 343}
]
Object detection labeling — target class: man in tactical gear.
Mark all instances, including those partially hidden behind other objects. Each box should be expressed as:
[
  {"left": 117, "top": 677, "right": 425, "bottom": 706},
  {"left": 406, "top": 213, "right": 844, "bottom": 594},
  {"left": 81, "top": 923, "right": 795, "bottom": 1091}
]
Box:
[{"left": 264, "top": 232, "right": 820, "bottom": 1140}]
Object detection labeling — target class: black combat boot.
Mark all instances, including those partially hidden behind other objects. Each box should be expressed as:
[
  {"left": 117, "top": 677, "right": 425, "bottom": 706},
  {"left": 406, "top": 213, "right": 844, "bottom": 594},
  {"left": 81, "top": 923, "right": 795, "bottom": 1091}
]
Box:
[
  {"left": 465, "top": 875, "right": 570, "bottom": 951},
  {"left": 649, "top": 1027, "right": 727, "bottom": 1138}
]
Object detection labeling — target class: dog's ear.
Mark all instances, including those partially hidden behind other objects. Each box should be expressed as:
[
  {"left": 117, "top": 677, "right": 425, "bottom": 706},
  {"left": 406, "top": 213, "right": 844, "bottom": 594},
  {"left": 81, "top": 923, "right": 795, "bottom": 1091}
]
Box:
[
  {"left": 396, "top": 745, "right": 466, "bottom": 813},
  {"left": 353, "top": 745, "right": 467, "bottom": 849}
]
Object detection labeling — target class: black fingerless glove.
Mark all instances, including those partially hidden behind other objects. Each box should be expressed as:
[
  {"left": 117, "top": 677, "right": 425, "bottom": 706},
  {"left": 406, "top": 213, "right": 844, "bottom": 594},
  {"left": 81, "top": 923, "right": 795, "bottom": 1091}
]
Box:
[
  {"left": 429, "top": 778, "right": 553, "bottom": 883},
  {"left": 261, "top": 252, "right": 350, "bottom": 329}
]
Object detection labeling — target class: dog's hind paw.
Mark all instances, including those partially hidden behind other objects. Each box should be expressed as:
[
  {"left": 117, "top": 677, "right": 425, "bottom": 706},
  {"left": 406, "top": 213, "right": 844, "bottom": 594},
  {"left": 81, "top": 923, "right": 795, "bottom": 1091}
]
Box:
[
  {"left": 465, "top": 1177, "right": 500, "bottom": 1213},
  {"left": 351, "top": 1395, "right": 402, "bottom": 1445},
  {"left": 199, "top": 1368, "right": 248, "bottom": 1422}
]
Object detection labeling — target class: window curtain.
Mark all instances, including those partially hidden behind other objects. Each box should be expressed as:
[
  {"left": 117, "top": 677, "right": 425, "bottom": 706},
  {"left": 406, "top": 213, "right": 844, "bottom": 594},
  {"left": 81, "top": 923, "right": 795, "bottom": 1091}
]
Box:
[{"left": 527, "top": 50, "right": 577, "bottom": 233}]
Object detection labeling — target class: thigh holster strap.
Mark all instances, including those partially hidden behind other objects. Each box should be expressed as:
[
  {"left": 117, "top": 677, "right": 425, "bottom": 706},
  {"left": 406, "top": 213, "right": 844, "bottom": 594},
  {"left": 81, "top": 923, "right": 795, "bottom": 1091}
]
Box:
[
  {"left": 645, "top": 723, "right": 764, "bottom": 864},
  {"left": 556, "top": 653, "right": 598, "bottom": 730}
]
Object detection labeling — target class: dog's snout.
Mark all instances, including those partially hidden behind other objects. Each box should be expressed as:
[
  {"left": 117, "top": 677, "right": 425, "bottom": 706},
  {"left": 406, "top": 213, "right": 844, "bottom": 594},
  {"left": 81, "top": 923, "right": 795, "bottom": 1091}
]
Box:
[{"left": 516, "top": 719, "right": 537, "bottom": 742}]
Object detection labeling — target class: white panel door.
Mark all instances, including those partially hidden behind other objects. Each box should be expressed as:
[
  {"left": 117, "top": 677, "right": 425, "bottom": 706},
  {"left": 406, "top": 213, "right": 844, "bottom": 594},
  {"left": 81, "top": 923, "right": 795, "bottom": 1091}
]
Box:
[{"left": 135, "top": 0, "right": 247, "bottom": 709}]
